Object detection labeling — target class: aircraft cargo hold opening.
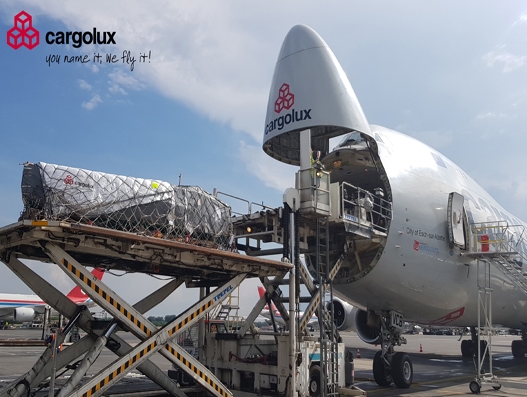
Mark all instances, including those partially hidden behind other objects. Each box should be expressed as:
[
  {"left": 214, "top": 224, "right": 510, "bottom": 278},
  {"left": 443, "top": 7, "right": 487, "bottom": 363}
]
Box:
[{"left": 310, "top": 131, "right": 393, "bottom": 285}]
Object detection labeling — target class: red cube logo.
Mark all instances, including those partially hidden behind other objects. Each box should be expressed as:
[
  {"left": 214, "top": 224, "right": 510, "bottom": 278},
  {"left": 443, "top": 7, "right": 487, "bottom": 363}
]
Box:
[
  {"left": 7, "top": 11, "right": 39, "bottom": 50},
  {"left": 274, "top": 83, "right": 295, "bottom": 113}
]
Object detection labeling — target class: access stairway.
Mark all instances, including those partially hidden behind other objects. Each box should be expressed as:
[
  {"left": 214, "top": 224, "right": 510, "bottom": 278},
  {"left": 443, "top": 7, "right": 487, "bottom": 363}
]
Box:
[
  {"left": 463, "top": 221, "right": 527, "bottom": 393},
  {"left": 467, "top": 221, "right": 527, "bottom": 296}
]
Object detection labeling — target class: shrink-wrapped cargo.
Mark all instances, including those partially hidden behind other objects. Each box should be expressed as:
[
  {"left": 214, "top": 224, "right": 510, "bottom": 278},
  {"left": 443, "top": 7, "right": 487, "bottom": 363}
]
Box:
[{"left": 20, "top": 162, "right": 231, "bottom": 243}]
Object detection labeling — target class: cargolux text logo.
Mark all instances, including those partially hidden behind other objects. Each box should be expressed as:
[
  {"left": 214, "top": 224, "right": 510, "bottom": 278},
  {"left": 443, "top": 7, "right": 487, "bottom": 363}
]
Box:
[
  {"left": 63, "top": 175, "right": 94, "bottom": 189},
  {"left": 7, "top": 11, "right": 39, "bottom": 50},
  {"left": 265, "top": 83, "right": 312, "bottom": 135},
  {"left": 46, "top": 28, "right": 116, "bottom": 48}
]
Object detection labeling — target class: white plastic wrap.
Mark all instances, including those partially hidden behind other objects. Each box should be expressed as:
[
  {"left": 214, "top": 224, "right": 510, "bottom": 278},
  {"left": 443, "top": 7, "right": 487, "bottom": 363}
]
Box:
[{"left": 21, "top": 162, "right": 232, "bottom": 242}]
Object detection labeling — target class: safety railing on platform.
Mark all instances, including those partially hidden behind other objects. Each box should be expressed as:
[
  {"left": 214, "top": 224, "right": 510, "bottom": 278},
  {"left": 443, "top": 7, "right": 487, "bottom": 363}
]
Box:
[
  {"left": 340, "top": 182, "right": 392, "bottom": 235},
  {"left": 214, "top": 190, "right": 275, "bottom": 217},
  {"left": 470, "top": 222, "right": 524, "bottom": 257},
  {"left": 470, "top": 221, "right": 527, "bottom": 296},
  {"left": 296, "top": 167, "right": 331, "bottom": 216}
]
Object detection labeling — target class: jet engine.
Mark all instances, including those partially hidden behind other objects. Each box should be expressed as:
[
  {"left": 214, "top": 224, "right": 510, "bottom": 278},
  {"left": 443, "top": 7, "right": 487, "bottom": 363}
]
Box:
[
  {"left": 329, "top": 298, "right": 382, "bottom": 344},
  {"left": 354, "top": 309, "right": 382, "bottom": 344},
  {"left": 13, "top": 307, "right": 36, "bottom": 322},
  {"left": 331, "top": 297, "right": 357, "bottom": 331}
]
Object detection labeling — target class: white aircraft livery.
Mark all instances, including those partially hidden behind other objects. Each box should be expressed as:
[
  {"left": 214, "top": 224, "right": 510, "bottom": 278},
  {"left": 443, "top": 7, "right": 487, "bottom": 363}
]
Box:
[
  {"left": 0, "top": 268, "right": 104, "bottom": 322},
  {"left": 262, "top": 25, "right": 527, "bottom": 389}
]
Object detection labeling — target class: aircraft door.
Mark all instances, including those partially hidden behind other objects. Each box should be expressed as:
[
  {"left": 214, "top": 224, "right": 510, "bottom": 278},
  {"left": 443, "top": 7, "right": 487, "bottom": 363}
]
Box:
[{"left": 447, "top": 192, "right": 466, "bottom": 249}]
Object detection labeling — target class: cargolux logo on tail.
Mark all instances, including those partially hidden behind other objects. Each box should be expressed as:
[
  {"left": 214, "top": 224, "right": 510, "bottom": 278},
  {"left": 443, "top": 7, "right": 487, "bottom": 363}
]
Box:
[
  {"left": 265, "top": 83, "right": 312, "bottom": 135},
  {"left": 7, "top": 11, "right": 39, "bottom": 50}
]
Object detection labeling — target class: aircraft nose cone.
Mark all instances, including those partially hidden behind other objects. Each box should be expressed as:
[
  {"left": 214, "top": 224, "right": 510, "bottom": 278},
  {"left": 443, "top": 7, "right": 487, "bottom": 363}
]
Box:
[
  {"left": 277, "top": 25, "right": 328, "bottom": 62},
  {"left": 263, "top": 25, "right": 372, "bottom": 165}
]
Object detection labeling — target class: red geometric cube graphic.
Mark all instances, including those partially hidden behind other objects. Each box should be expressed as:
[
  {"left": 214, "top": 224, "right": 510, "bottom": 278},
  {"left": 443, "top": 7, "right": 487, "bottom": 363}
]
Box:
[
  {"left": 15, "top": 11, "right": 31, "bottom": 31},
  {"left": 23, "top": 27, "right": 39, "bottom": 48},
  {"left": 7, "top": 11, "right": 39, "bottom": 50},
  {"left": 7, "top": 27, "right": 23, "bottom": 49},
  {"left": 274, "top": 83, "right": 295, "bottom": 113}
]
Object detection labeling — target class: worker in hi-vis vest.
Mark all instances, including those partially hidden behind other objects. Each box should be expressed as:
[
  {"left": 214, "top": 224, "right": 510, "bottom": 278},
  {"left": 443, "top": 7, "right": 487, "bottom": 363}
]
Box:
[
  {"left": 310, "top": 148, "right": 323, "bottom": 186},
  {"left": 45, "top": 328, "right": 63, "bottom": 355}
]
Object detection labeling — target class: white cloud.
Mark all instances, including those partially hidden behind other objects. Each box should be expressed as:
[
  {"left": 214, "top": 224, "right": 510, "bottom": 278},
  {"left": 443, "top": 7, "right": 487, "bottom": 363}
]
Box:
[
  {"left": 90, "top": 64, "right": 99, "bottom": 73},
  {"left": 483, "top": 46, "right": 527, "bottom": 73},
  {"left": 474, "top": 112, "right": 506, "bottom": 120},
  {"left": 108, "top": 68, "right": 146, "bottom": 91},
  {"left": 512, "top": 14, "right": 527, "bottom": 27},
  {"left": 238, "top": 141, "right": 295, "bottom": 192},
  {"left": 78, "top": 79, "right": 92, "bottom": 90},
  {"left": 109, "top": 81, "right": 127, "bottom": 95},
  {"left": 81, "top": 94, "right": 103, "bottom": 110}
]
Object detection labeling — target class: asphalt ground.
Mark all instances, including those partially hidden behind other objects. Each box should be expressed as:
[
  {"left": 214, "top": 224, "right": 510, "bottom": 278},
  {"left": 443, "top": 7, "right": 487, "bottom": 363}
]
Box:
[
  {"left": 1, "top": 328, "right": 527, "bottom": 396},
  {"left": 341, "top": 332, "right": 527, "bottom": 396}
]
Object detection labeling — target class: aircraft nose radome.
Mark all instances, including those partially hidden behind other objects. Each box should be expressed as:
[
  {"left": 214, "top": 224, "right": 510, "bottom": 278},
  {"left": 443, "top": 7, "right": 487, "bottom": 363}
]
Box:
[
  {"left": 277, "top": 25, "right": 328, "bottom": 62},
  {"left": 263, "top": 24, "right": 372, "bottom": 165}
]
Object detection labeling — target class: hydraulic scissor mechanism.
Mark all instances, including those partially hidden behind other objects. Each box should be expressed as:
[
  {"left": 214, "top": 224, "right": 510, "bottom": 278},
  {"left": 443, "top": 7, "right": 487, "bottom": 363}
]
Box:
[
  {"left": 0, "top": 220, "right": 291, "bottom": 397},
  {"left": 369, "top": 310, "right": 413, "bottom": 389},
  {"left": 0, "top": 255, "right": 184, "bottom": 397},
  {"left": 2, "top": 242, "right": 246, "bottom": 397},
  {"left": 43, "top": 241, "right": 245, "bottom": 397}
]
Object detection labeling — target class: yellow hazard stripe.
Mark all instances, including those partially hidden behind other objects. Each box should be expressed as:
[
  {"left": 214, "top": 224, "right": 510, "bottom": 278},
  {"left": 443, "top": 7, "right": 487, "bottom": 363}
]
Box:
[
  {"left": 167, "top": 299, "right": 214, "bottom": 336},
  {"left": 329, "top": 261, "right": 341, "bottom": 280},
  {"left": 81, "top": 341, "right": 158, "bottom": 397},
  {"left": 166, "top": 345, "right": 231, "bottom": 397},
  {"left": 62, "top": 259, "right": 152, "bottom": 336},
  {"left": 301, "top": 294, "right": 320, "bottom": 330}
]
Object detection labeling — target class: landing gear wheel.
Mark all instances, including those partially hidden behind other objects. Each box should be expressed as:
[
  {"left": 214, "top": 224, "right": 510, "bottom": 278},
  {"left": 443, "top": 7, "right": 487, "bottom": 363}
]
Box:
[
  {"left": 373, "top": 351, "right": 392, "bottom": 386},
  {"left": 469, "top": 380, "right": 480, "bottom": 394},
  {"left": 492, "top": 384, "right": 502, "bottom": 391},
  {"left": 512, "top": 340, "right": 526, "bottom": 359},
  {"left": 309, "top": 365, "right": 322, "bottom": 397},
  {"left": 391, "top": 352, "right": 413, "bottom": 388}
]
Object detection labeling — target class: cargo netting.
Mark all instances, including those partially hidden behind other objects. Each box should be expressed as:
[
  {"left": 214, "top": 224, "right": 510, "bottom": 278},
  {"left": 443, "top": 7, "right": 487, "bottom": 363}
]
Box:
[{"left": 20, "top": 162, "right": 233, "bottom": 249}]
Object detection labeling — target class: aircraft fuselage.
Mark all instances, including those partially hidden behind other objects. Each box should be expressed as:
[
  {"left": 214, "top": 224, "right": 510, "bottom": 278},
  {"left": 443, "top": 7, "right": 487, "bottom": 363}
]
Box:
[{"left": 332, "top": 125, "right": 527, "bottom": 329}]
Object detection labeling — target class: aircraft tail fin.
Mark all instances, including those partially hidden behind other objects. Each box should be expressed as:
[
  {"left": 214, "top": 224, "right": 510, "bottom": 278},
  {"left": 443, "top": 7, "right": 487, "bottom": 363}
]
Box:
[
  {"left": 66, "top": 268, "right": 105, "bottom": 304},
  {"left": 257, "top": 286, "right": 278, "bottom": 312}
]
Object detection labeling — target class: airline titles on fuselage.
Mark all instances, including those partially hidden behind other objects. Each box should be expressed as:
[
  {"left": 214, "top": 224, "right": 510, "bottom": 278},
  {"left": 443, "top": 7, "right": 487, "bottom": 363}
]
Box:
[{"left": 405, "top": 227, "right": 445, "bottom": 241}]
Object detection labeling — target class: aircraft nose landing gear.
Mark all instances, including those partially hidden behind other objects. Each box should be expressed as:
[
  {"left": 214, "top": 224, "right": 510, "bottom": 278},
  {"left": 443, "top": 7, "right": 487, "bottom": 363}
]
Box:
[{"left": 371, "top": 310, "right": 413, "bottom": 388}]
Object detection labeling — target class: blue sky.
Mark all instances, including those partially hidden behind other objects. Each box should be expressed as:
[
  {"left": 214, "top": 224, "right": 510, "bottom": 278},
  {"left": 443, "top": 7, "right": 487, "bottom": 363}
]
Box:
[{"left": 1, "top": 1, "right": 527, "bottom": 316}]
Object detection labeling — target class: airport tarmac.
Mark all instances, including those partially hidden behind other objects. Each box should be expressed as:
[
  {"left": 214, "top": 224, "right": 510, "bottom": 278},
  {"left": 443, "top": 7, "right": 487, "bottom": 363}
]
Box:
[{"left": 0, "top": 328, "right": 526, "bottom": 396}]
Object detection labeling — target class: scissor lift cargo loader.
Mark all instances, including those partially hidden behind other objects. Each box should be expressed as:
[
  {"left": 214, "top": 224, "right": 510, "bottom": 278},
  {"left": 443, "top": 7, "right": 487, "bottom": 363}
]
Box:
[{"left": 0, "top": 220, "right": 291, "bottom": 397}]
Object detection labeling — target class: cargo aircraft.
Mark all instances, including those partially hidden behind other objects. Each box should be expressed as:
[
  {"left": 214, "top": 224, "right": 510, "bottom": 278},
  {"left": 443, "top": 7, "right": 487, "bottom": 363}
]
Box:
[
  {"left": 262, "top": 25, "right": 527, "bottom": 389},
  {"left": 0, "top": 268, "right": 104, "bottom": 322}
]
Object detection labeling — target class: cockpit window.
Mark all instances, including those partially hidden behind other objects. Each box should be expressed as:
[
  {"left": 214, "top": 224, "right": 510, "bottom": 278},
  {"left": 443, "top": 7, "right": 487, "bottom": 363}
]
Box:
[
  {"left": 336, "top": 132, "right": 365, "bottom": 148},
  {"left": 431, "top": 152, "right": 446, "bottom": 168}
]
